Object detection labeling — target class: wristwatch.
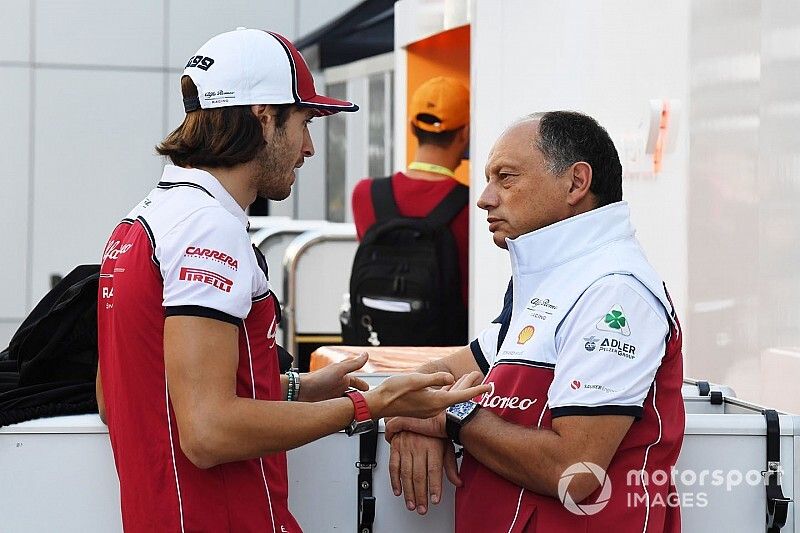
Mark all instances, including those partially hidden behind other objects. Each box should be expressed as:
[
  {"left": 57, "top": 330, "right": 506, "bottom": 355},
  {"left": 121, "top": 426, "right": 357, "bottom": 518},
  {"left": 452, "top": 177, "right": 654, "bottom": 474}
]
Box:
[
  {"left": 445, "top": 400, "right": 480, "bottom": 446},
  {"left": 344, "top": 388, "right": 375, "bottom": 436}
]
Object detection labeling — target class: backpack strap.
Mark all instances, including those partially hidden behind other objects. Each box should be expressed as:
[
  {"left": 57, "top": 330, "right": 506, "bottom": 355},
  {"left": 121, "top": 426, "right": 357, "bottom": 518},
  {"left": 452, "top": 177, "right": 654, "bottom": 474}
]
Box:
[
  {"left": 424, "top": 183, "right": 468, "bottom": 229},
  {"left": 370, "top": 177, "right": 399, "bottom": 223},
  {"left": 356, "top": 425, "right": 379, "bottom": 533}
]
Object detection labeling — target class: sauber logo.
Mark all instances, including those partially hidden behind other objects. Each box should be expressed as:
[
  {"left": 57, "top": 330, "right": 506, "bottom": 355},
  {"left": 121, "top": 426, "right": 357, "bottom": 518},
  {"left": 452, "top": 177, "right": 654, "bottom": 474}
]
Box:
[
  {"left": 479, "top": 381, "right": 538, "bottom": 411},
  {"left": 179, "top": 267, "right": 233, "bottom": 293},
  {"left": 103, "top": 240, "right": 132, "bottom": 261},
  {"left": 185, "top": 246, "right": 239, "bottom": 270}
]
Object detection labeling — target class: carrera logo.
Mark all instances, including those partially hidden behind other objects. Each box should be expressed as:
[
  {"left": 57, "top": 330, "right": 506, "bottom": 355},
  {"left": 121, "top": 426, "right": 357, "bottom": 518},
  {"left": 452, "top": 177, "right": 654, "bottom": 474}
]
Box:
[
  {"left": 479, "top": 381, "right": 538, "bottom": 411},
  {"left": 185, "top": 246, "right": 239, "bottom": 270},
  {"left": 103, "top": 240, "right": 132, "bottom": 261},
  {"left": 179, "top": 267, "right": 233, "bottom": 293}
]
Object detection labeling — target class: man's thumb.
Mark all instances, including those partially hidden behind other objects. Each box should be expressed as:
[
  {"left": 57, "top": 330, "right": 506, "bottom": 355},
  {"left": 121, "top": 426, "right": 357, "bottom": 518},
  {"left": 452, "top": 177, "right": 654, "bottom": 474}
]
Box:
[{"left": 339, "top": 351, "right": 369, "bottom": 372}]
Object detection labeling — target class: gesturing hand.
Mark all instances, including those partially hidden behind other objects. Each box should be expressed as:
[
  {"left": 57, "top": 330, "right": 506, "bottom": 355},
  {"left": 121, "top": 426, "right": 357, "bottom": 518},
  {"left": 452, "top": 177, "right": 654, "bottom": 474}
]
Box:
[
  {"left": 384, "top": 371, "right": 486, "bottom": 441},
  {"left": 297, "top": 352, "right": 370, "bottom": 402},
  {"left": 365, "top": 372, "right": 490, "bottom": 420}
]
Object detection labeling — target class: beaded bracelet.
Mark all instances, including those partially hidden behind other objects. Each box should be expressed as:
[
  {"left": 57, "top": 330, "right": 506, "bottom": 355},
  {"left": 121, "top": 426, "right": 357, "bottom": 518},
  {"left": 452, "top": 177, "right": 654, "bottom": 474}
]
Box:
[{"left": 286, "top": 370, "right": 300, "bottom": 401}]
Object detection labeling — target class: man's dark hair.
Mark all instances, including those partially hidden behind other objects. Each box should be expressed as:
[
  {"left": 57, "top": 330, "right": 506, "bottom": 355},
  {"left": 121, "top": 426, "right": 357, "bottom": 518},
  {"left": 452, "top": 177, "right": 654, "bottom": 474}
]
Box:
[
  {"left": 529, "top": 111, "right": 623, "bottom": 206},
  {"left": 156, "top": 76, "right": 294, "bottom": 168},
  {"left": 411, "top": 121, "right": 463, "bottom": 148}
]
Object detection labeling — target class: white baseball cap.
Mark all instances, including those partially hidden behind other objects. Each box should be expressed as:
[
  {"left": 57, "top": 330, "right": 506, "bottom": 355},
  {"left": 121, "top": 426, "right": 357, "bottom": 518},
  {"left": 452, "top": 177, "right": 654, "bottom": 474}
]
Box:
[{"left": 182, "top": 27, "right": 358, "bottom": 116}]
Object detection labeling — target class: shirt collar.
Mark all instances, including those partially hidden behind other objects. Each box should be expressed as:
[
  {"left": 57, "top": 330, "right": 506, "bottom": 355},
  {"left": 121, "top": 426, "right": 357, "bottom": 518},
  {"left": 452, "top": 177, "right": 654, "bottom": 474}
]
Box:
[
  {"left": 159, "top": 165, "right": 249, "bottom": 228},
  {"left": 507, "top": 202, "right": 635, "bottom": 274}
]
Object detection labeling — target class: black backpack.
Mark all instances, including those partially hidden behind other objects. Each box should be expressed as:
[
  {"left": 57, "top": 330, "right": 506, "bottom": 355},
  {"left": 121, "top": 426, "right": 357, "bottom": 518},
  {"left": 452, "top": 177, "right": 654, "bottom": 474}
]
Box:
[
  {"left": 343, "top": 177, "right": 468, "bottom": 347},
  {"left": 0, "top": 264, "right": 100, "bottom": 426}
]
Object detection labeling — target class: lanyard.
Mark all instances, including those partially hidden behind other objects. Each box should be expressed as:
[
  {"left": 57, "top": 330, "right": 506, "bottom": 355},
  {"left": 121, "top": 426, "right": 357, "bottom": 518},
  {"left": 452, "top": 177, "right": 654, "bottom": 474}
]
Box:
[{"left": 408, "top": 161, "right": 455, "bottom": 178}]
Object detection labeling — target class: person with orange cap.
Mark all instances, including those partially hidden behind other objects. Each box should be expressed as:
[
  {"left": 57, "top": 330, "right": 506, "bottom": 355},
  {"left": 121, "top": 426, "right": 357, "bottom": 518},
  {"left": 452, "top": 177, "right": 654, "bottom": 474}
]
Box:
[{"left": 350, "top": 77, "right": 471, "bottom": 345}]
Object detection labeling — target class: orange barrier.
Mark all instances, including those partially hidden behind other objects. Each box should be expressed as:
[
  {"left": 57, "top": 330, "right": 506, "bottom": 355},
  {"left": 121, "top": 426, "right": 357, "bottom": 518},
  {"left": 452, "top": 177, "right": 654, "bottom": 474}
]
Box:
[{"left": 309, "top": 345, "right": 461, "bottom": 373}]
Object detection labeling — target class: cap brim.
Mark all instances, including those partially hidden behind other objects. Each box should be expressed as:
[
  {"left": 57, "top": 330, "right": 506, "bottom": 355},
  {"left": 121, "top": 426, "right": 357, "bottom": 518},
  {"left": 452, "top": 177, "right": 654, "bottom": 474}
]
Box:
[{"left": 298, "top": 94, "right": 359, "bottom": 116}]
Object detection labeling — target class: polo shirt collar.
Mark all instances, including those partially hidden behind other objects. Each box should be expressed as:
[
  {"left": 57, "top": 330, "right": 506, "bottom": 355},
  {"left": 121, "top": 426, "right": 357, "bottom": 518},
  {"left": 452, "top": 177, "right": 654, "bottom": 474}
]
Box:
[
  {"left": 507, "top": 202, "right": 635, "bottom": 275},
  {"left": 159, "top": 165, "right": 249, "bottom": 229}
]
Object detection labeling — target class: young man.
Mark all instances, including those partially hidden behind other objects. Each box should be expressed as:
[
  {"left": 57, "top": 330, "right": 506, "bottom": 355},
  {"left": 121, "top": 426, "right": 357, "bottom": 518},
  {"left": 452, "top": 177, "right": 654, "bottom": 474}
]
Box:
[
  {"left": 386, "top": 112, "right": 685, "bottom": 532},
  {"left": 351, "top": 76, "right": 471, "bottom": 306},
  {"left": 96, "top": 28, "right": 488, "bottom": 532}
]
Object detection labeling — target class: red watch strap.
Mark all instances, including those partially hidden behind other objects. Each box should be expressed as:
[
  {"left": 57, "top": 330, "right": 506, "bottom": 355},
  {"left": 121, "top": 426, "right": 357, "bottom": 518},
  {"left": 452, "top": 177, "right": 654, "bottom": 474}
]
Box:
[{"left": 345, "top": 390, "right": 372, "bottom": 422}]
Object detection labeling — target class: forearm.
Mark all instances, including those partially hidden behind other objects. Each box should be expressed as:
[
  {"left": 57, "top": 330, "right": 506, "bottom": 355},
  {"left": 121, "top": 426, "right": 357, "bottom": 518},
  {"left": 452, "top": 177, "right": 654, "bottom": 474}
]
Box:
[
  {"left": 459, "top": 410, "right": 568, "bottom": 498},
  {"left": 96, "top": 368, "right": 107, "bottom": 424},
  {"left": 182, "top": 396, "right": 356, "bottom": 467},
  {"left": 416, "top": 345, "right": 482, "bottom": 379}
]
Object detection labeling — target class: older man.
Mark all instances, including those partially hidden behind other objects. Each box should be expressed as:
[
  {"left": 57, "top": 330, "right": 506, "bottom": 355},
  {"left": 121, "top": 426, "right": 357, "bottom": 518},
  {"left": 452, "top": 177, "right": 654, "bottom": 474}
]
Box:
[{"left": 387, "top": 111, "right": 685, "bottom": 532}]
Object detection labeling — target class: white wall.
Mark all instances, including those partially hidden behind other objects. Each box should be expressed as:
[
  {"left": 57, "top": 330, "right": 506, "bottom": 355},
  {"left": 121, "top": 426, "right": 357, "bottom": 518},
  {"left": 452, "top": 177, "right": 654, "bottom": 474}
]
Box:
[
  {"left": 469, "top": 0, "right": 691, "bottom": 346},
  {"left": 686, "top": 0, "right": 800, "bottom": 413},
  {"left": 0, "top": 0, "right": 361, "bottom": 347}
]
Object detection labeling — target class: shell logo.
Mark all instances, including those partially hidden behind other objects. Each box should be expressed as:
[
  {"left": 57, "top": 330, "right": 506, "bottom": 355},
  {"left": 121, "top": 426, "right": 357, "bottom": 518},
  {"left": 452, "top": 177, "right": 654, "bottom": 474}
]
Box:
[{"left": 517, "top": 325, "right": 535, "bottom": 344}]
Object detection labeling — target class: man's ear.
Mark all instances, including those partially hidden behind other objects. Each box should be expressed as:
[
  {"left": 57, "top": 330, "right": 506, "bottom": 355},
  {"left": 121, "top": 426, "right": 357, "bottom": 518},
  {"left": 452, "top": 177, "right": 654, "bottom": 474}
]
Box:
[
  {"left": 567, "top": 161, "right": 593, "bottom": 206},
  {"left": 251, "top": 104, "right": 272, "bottom": 126},
  {"left": 459, "top": 124, "right": 470, "bottom": 144}
]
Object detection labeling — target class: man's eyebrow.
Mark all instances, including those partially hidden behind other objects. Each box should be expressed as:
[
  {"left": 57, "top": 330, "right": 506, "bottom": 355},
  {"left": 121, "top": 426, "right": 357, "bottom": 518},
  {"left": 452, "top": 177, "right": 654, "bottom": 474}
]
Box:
[{"left": 487, "top": 159, "right": 519, "bottom": 172}]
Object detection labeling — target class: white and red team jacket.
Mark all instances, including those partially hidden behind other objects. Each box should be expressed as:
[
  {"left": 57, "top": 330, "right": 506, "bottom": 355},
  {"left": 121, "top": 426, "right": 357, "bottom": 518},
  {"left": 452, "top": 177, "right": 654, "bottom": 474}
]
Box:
[
  {"left": 98, "top": 165, "right": 300, "bottom": 532},
  {"left": 461, "top": 202, "right": 685, "bottom": 532}
]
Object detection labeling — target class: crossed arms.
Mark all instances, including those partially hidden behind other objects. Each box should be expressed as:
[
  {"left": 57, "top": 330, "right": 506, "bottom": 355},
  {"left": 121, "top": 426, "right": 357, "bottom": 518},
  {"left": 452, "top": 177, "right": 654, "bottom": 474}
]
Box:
[{"left": 385, "top": 346, "right": 634, "bottom": 515}]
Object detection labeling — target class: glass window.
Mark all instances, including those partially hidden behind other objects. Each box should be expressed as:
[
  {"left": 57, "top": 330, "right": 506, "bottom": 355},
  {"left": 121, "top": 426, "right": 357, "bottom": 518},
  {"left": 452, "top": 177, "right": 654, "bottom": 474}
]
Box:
[
  {"left": 368, "top": 74, "right": 386, "bottom": 177},
  {"left": 325, "top": 82, "right": 347, "bottom": 222}
]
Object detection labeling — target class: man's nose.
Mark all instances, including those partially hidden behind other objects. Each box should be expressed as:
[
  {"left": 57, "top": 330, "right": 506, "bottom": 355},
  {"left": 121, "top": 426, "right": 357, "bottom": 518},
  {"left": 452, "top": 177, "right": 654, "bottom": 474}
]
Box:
[
  {"left": 303, "top": 128, "right": 315, "bottom": 158},
  {"left": 477, "top": 183, "right": 497, "bottom": 210}
]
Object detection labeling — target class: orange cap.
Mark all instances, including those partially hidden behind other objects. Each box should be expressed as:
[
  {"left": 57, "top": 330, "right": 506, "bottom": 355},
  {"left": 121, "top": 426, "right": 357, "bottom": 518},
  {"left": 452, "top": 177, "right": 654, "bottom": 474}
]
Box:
[{"left": 409, "top": 76, "right": 470, "bottom": 133}]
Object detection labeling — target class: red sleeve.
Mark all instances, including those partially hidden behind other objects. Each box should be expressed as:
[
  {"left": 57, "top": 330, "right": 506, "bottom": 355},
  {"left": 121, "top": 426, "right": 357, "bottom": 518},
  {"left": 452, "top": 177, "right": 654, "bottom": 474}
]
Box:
[{"left": 351, "top": 178, "right": 376, "bottom": 241}]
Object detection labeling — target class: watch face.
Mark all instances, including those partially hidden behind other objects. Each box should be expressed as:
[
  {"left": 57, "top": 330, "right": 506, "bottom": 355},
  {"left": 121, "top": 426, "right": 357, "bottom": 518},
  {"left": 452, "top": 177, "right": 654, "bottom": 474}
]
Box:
[{"left": 447, "top": 400, "right": 477, "bottom": 422}]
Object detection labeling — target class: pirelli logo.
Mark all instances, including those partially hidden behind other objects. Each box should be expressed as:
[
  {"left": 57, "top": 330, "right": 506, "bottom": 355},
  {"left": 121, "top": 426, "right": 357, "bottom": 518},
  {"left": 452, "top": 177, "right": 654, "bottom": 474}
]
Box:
[{"left": 179, "top": 267, "right": 233, "bottom": 293}]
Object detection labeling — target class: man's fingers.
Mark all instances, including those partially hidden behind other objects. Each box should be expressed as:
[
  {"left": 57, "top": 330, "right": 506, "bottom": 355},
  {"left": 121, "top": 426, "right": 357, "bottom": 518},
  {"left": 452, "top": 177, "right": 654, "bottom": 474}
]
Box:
[
  {"left": 453, "top": 370, "right": 484, "bottom": 390},
  {"left": 444, "top": 442, "right": 463, "bottom": 487},
  {"left": 387, "top": 416, "right": 440, "bottom": 440},
  {"left": 427, "top": 446, "right": 444, "bottom": 506},
  {"left": 389, "top": 440, "right": 402, "bottom": 496},
  {"left": 406, "top": 371, "right": 455, "bottom": 390},
  {"left": 384, "top": 417, "right": 405, "bottom": 443},
  {"left": 413, "top": 450, "right": 428, "bottom": 514},
  {"left": 400, "top": 449, "right": 416, "bottom": 511},
  {"left": 348, "top": 376, "right": 370, "bottom": 391},
  {"left": 336, "top": 352, "right": 369, "bottom": 374},
  {"left": 439, "top": 383, "right": 491, "bottom": 405}
]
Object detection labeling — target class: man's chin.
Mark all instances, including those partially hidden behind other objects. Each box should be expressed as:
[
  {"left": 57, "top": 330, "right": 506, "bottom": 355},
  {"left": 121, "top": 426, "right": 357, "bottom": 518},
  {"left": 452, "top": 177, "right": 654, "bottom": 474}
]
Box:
[
  {"left": 262, "top": 186, "right": 292, "bottom": 201},
  {"left": 492, "top": 232, "right": 509, "bottom": 249}
]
